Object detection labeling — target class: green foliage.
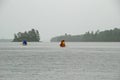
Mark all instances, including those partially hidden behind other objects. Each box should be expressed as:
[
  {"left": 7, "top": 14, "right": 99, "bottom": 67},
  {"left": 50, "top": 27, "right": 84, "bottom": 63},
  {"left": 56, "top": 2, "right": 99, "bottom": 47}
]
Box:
[
  {"left": 51, "top": 28, "right": 120, "bottom": 42},
  {"left": 13, "top": 29, "right": 40, "bottom": 42}
]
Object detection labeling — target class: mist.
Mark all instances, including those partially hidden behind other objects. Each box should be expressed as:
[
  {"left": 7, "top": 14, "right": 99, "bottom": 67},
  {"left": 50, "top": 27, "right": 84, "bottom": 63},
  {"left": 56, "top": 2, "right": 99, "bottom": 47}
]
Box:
[{"left": 0, "top": 0, "right": 120, "bottom": 41}]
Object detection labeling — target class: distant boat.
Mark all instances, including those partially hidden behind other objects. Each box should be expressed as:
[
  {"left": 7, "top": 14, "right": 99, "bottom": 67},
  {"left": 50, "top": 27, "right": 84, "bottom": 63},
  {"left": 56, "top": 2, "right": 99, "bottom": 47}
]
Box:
[
  {"left": 22, "top": 40, "right": 27, "bottom": 46},
  {"left": 60, "top": 40, "right": 66, "bottom": 47}
]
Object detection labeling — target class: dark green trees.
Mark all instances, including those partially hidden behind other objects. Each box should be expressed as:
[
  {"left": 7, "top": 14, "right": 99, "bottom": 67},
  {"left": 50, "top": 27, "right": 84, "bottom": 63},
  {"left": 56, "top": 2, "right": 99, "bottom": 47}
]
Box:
[
  {"left": 13, "top": 29, "right": 40, "bottom": 42},
  {"left": 51, "top": 28, "right": 120, "bottom": 42}
]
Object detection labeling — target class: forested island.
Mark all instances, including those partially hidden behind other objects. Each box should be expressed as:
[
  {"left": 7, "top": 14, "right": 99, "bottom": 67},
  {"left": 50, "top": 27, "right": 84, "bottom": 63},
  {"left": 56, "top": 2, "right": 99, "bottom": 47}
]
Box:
[
  {"left": 51, "top": 28, "right": 120, "bottom": 42},
  {"left": 13, "top": 29, "right": 40, "bottom": 42}
]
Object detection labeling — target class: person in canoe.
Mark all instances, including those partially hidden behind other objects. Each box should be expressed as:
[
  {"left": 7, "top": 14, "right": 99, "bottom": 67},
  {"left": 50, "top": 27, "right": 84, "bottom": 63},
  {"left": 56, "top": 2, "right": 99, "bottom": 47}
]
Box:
[
  {"left": 60, "top": 40, "right": 66, "bottom": 47},
  {"left": 22, "top": 40, "right": 27, "bottom": 46}
]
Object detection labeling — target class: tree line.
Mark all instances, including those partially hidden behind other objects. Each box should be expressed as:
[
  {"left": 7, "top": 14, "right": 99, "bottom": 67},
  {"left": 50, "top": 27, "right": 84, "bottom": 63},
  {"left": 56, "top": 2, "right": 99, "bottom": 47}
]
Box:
[
  {"left": 13, "top": 29, "right": 40, "bottom": 42},
  {"left": 51, "top": 28, "right": 120, "bottom": 42}
]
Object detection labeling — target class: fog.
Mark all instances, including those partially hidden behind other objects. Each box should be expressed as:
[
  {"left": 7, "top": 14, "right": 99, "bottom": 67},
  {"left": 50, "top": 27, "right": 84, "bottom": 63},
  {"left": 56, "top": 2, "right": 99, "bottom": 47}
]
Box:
[{"left": 0, "top": 0, "right": 120, "bottom": 41}]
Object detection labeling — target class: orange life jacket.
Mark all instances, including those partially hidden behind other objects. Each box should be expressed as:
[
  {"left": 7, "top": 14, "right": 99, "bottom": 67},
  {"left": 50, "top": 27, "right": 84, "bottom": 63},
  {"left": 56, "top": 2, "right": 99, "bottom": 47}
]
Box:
[{"left": 60, "top": 42, "right": 65, "bottom": 47}]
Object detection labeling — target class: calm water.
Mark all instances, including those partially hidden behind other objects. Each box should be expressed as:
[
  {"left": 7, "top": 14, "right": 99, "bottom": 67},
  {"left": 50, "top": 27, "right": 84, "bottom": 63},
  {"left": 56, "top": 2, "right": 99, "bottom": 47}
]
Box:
[{"left": 0, "top": 42, "right": 120, "bottom": 80}]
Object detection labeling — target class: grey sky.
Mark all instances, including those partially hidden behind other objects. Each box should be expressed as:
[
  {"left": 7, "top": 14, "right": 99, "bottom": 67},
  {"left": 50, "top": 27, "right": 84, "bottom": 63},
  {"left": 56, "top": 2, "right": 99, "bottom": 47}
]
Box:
[{"left": 0, "top": 0, "right": 120, "bottom": 41}]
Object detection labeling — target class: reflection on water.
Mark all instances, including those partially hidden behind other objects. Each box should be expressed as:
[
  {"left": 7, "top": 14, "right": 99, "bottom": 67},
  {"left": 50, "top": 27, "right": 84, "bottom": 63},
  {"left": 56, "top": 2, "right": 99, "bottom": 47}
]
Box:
[{"left": 0, "top": 42, "right": 120, "bottom": 80}]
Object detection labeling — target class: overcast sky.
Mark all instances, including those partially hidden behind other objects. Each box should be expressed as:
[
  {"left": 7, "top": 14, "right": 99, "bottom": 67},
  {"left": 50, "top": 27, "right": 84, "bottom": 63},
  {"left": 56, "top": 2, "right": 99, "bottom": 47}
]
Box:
[{"left": 0, "top": 0, "right": 120, "bottom": 41}]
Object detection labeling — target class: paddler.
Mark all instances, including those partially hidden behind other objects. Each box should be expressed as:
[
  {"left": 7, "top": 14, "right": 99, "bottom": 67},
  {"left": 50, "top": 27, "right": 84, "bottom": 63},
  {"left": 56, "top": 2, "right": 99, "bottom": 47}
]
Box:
[{"left": 60, "top": 40, "right": 65, "bottom": 47}]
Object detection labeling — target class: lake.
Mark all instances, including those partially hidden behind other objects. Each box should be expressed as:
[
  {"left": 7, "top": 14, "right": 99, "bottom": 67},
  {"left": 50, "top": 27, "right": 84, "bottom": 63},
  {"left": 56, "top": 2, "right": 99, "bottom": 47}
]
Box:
[{"left": 0, "top": 42, "right": 120, "bottom": 80}]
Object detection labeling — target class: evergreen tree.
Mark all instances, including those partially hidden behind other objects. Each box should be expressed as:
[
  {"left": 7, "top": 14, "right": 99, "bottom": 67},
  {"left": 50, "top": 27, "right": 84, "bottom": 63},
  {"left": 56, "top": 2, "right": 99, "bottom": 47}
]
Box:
[
  {"left": 51, "top": 28, "right": 120, "bottom": 42},
  {"left": 13, "top": 29, "right": 40, "bottom": 42}
]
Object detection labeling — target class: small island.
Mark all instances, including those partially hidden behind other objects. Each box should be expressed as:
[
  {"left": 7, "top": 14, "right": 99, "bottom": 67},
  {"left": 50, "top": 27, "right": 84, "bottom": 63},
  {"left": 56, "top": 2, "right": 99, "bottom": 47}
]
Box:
[
  {"left": 13, "top": 29, "right": 40, "bottom": 42},
  {"left": 51, "top": 28, "right": 120, "bottom": 42}
]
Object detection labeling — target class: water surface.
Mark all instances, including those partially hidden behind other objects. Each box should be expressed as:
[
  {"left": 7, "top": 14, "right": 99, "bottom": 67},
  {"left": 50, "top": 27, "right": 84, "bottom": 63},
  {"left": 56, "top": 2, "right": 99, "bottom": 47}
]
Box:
[{"left": 0, "top": 42, "right": 120, "bottom": 80}]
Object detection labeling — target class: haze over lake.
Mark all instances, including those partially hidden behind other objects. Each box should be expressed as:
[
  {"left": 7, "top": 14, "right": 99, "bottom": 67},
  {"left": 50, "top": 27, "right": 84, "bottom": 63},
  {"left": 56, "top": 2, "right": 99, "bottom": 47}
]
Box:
[
  {"left": 0, "top": 0, "right": 120, "bottom": 41},
  {"left": 0, "top": 42, "right": 120, "bottom": 80},
  {"left": 0, "top": 0, "right": 120, "bottom": 79}
]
